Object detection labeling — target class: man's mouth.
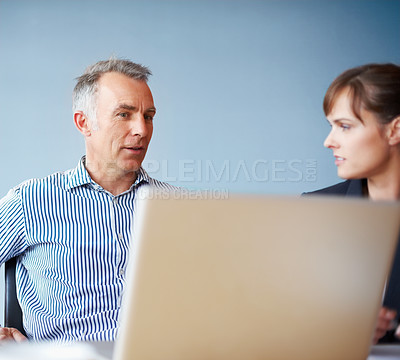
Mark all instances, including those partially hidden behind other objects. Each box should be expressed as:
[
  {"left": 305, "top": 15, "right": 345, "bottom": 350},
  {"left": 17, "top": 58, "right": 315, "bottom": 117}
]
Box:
[{"left": 122, "top": 145, "right": 146, "bottom": 153}]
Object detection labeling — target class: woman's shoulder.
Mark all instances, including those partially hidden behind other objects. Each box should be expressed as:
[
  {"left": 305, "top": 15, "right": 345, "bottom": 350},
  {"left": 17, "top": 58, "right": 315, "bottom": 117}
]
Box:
[{"left": 302, "top": 179, "right": 362, "bottom": 196}]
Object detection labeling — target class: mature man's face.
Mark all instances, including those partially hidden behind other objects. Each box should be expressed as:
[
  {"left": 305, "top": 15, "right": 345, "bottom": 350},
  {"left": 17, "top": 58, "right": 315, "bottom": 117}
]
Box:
[{"left": 86, "top": 71, "right": 155, "bottom": 178}]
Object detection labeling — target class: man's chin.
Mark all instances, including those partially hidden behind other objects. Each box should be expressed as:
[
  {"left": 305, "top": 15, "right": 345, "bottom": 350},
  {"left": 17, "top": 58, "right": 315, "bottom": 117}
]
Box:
[{"left": 121, "top": 160, "right": 143, "bottom": 174}]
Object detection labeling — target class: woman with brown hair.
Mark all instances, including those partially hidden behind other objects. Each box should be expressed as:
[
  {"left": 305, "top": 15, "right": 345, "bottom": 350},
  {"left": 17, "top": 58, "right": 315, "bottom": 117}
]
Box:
[{"left": 305, "top": 63, "right": 400, "bottom": 343}]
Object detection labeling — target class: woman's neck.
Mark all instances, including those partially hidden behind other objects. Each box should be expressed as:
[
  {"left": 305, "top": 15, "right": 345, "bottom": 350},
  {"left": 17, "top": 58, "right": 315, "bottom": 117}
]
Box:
[{"left": 367, "top": 169, "right": 400, "bottom": 201}]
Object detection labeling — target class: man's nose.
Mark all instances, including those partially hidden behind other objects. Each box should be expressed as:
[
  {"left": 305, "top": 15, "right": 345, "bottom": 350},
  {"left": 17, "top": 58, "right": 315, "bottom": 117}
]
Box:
[{"left": 130, "top": 115, "right": 149, "bottom": 137}]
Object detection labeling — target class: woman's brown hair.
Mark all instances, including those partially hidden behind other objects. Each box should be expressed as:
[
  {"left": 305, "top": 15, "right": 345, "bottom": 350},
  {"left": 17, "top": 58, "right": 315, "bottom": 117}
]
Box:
[{"left": 323, "top": 63, "right": 400, "bottom": 124}]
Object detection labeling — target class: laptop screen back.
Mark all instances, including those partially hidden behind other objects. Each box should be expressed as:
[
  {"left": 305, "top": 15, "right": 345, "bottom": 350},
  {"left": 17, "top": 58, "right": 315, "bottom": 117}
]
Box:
[{"left": 114, "top": 192, "right": 400, "bottom": 360}]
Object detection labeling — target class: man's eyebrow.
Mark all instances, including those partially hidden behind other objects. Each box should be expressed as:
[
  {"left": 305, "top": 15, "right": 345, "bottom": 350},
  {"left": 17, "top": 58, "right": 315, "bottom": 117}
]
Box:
[
  {"left": 114, "top": 104, "right": 156, "bottom": 113},
  {"left": 115, "top": 104, "right": 136, "bottom": 112}
]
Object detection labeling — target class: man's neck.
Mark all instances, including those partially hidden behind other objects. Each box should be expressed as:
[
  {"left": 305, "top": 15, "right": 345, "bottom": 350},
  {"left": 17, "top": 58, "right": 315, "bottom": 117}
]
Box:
[{"left": 84, "top": 158, "right": 138, "bottom": 196}]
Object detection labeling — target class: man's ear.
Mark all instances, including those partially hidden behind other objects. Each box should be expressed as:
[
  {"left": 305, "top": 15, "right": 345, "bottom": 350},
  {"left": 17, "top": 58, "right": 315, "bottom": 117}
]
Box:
[
  {"left": 387, "top": 116, "right": 400, "bottom": 146},
  {"left": 74, "top": 111, "right": 92, "bottom": 137}
]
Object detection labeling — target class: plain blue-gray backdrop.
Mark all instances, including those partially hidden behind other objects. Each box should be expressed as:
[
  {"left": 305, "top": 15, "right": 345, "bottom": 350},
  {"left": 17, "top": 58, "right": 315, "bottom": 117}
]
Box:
[
  {"left": 0, "top": 0, "right": 399, "bottom": 326},
  {"left": 1, "top": 0, "right": 399, "bottom": 197}
]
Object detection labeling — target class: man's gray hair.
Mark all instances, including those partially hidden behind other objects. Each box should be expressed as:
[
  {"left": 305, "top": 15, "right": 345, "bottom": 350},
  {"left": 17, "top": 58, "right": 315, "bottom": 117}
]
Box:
[{"left": 72, "top": 58, "right": 152, "bottom": 127}]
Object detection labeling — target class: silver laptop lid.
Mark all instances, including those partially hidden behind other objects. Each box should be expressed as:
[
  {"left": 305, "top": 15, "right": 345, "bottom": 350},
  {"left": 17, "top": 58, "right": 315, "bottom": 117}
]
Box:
[{"left": 115, "top": 191, "right": 400, "bottom": 360}]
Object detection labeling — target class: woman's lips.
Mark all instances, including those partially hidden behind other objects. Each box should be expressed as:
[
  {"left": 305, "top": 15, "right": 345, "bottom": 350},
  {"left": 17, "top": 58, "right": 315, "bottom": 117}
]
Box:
[{"left": 334, "top": 156, "right": 345, "bottom": 166}]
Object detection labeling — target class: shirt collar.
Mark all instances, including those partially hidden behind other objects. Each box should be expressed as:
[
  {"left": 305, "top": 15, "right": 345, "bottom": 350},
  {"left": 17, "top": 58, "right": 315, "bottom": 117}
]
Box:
[
  {"left": 66, "top": 156, "right": 151, "bottom": 191},
  {"left": 133, "top": 166, "right": 151, "bottom": 188},
  {"left": 66, "top": 157, "right": 92, "bottom": 190}
]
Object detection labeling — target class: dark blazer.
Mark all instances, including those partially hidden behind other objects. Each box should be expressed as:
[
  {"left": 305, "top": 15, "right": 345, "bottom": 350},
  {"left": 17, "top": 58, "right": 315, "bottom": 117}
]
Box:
[
  {"left": 304, "top": 179, "right": 400, "bottom": 314},
  {"left": 304, "top": 179, "right": 364, "bottom": 197}
]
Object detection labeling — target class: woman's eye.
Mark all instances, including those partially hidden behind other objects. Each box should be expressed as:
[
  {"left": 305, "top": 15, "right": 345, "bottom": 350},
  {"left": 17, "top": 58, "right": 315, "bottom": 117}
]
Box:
[{"left": 340, "top": 124, "right": 351, "bottom": 131}]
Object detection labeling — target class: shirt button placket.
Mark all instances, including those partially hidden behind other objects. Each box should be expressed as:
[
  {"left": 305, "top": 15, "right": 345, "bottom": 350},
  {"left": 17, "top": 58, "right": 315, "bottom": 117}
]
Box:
[
  {"left": 112, "top": 197, "right": 121, "bottom": 275},
  {"left": 112, "top": 196, "right": 123, "bottom": 306}
]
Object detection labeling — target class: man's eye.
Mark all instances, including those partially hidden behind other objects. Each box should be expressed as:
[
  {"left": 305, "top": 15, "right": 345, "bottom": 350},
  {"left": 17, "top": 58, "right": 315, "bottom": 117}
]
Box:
[
  {"left": 144, "top": 115, "right": 154, "bottom": 121},
  {"left": 118, "top": 112, "right": 128, "bottom": 118}
]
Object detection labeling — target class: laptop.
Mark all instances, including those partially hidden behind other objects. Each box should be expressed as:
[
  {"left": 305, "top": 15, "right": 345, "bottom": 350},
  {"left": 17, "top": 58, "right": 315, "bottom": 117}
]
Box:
[
  {"left": 1, "top": 191, "right": 399, "bottom": 360},
  {"left": 112, "top": 189, "right": 400, "bottom": 360}
]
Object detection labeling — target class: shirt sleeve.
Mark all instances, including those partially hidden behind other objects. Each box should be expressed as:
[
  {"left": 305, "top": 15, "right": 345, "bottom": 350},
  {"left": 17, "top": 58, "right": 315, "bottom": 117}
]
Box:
[{"left": 0, "top": 187, "right": 28, "bottom": 265}]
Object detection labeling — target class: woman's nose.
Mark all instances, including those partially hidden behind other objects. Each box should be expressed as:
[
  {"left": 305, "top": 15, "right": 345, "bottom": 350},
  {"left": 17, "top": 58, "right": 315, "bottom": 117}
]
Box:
[{"left": 323, "top": 129, "right": 338, "bottom": 149}]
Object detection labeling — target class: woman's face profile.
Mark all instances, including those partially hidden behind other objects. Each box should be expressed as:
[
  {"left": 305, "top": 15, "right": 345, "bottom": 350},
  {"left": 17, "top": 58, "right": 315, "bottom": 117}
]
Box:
[{"left": 323, "top": 88, "right": 391, "bottom": 180}]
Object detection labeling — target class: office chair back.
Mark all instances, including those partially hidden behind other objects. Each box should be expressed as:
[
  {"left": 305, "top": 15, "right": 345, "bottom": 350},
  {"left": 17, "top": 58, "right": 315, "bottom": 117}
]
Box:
[{"left": 4, "top": 257, "right": 26, "bottom": 336}]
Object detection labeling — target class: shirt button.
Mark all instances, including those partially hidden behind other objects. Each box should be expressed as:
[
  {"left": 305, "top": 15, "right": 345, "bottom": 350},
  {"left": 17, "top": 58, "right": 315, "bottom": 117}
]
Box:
[
  {"left": 113, "top": 197, "right": 118, "bottom": 205},
  {"left": 118, "top": 233, "right": 123, "bottom": 240},
  {"left": 119, "top": 269, "right": 125, "bottom": 276}
]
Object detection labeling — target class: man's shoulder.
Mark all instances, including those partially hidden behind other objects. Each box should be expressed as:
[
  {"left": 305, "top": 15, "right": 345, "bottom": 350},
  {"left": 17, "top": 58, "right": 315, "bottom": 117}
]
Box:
[
  {"left": 9, "top": 169, "right": 74, "bottom": 194},
  {"left": 146, "top": 176, "right": 180, "bottom": 191},
  {"left": 1, "top": 169, "right": 76, "bottom": 210},
  {"left": 139, "top": 167, "right": 180, "bottom": 191},
  {"left": 303, "top": 180, "right": 355, "bottom": 196}
]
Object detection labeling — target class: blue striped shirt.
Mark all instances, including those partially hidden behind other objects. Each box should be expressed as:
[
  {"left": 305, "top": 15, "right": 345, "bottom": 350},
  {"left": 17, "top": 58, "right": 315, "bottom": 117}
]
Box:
[{"left": 0, "top": 157, "right": 176, "bottom": 342}]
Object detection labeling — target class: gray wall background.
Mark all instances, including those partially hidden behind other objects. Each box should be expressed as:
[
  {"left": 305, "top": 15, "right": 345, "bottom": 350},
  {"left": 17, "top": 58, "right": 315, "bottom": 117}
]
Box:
[{"left": 0, "top": 0, "right": 399, "bottom": 324}]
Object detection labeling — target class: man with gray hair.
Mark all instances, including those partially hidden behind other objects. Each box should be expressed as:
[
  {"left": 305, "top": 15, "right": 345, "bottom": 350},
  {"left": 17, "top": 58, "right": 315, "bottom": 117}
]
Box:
[{"left": 0, "top": 58, "right": 175, "bottom": 342}]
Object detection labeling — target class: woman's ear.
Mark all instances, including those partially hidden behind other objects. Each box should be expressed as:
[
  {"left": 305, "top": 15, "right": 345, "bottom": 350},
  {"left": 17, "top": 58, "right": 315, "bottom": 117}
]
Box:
[{"left": 74, "top": 111, "right": 92, "bottom": 137}]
